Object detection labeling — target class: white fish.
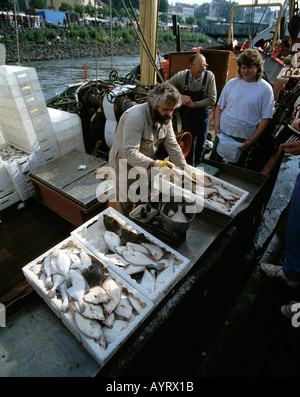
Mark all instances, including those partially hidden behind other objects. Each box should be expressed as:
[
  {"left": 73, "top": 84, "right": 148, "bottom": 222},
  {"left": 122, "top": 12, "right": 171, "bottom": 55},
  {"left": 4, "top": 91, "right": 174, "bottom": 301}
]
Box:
[
  {"left": 51, "top": 248, "right": 71, "bottom": 283},
  {"left": 102, "top": 320, "right": 129, "bottom": 343},
  {"left": 140, "top": 268, "right": 156, "bottom": 295},
  {"left": 123, "top": 264, "right": 146, "bottom": 275},
  {"left": 101, "top": 276, "right": 122, "bottom": 314},
  {"left": 106, "top": 254, "right": 129, "bottom": 267},
  {"left": 67, "top": 269, "right": 89, "bottom": 312},
  {"left": 73, "top": 311, "right": 104, "bottom": 343},
  {"left": 104, "top": 231, "right": 121, "bottom": 253},
  {"left": 122, "top": 249, "right": 159, "bottom": 267},
  {"left": 79, "top": 250, "right": 92, "bottom": 270},
  {"left": 30, "top": 264, "right": 43, "bottom": 277},
  {"left": 156, "top": 254, "right": 175, "bottom": 289},
  {"left": 141, "top": 243, "right": 164, "bottom": 261},
  {"left": 84, "top": 285, "right": 109, "bottom": 304},
  {"left": 207, "top": 198, "right": 230, "bottom": 212},
  {"left": 195, "top": 186, "right": 217, "bottom": 198},
  {"left": 43, "top": 255, "right": 53, "bottom": 288},
  {"left": 103, "top": 312, "right": 115, "bottom": 328},
  {"left": 214, "top": 185, "right": 239, "bottom": 201},
  {"left": 114, "top": 293, "right": 133, "bottom": 320},
  {"left": 171, "top": 204, "right": 187, "bottom": 223},
  {"left": 114, "top": 246, "right": 128, "bottom": 256},
  {"left": 128, "top": 294, "right": 144, "bottom": 314},
  {"left": 126, "top": 242, "right": 149, "bottom": 255},
  {"left": 70, "top": 301, "right": 105, "bottom": 321},
  {"left": 68, "top": 252, "right": 82, "bottom": 268},
  {"left": 58, "top": 282, "right": 69, "bottom": 313},
  {"left": 47, "top": 274, "right": 65, "bottom": 299}
]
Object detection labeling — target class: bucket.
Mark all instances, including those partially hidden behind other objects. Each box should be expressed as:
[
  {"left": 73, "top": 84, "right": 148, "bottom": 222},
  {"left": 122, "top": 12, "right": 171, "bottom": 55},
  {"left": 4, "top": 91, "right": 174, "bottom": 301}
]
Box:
[{"left": 159, "top": 196, "right": 195, "bottom": 233}]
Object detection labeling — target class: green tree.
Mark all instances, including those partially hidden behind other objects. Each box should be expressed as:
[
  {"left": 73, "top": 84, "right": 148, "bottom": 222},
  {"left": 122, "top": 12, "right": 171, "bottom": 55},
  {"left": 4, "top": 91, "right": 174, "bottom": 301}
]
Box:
[
  {"left": 194, "top": 3, "right": 210, "bottom": 20},
  {"left": 74, "top": 4, "right": 85, "bottom": 17},
  {"left": 159, "top": 0, "right": 168, "bottom": 13},
  {"left": 59, "top": 2, "right": 73, "bottom": 12},
  {"left": 159, "top": 13, "right": 169, "bottom": 23},
  {"left": 29, "top": 0, "right": 46, "bottom": 9},
  {"left": 186, "top": 16, "right": 196, "bottom": 25}
]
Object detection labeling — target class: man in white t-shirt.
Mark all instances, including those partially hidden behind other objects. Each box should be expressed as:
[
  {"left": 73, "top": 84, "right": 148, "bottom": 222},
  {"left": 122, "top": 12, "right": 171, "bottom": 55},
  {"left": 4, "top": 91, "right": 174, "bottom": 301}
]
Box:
[{"left": 210, "top": 49, "right": 274, "bottom": 166}]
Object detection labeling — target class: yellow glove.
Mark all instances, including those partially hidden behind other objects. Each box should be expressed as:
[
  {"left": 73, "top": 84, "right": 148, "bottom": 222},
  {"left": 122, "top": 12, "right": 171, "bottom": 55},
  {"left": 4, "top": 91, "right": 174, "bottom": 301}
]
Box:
[{"left": 157, "top": 160, "right": 175, "bottom": 169}]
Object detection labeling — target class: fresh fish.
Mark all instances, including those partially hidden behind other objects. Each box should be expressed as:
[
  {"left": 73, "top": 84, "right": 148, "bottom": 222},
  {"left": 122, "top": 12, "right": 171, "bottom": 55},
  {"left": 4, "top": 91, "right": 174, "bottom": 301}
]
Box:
[
  {"left": 30, "top": 263, "right": 43, "bottom": 277},
  {"left": 58, "top": 282, "right": 69, "bottom": 313},
  {"left": 104, "top": 231, "right": 121, "bottom": 253},
  {"left": 214, "top": 185, "right": 240, "bottom": 201},
  {"left": 114, "top": 293, "right": 133, "bottom": 320},
  {"left": 47, "top": 274, "right": 65, "bottom": 299},
  {"left": 103, "top": 312, "right": 115, "bottom": 328},
  {"left": 51, "top": 248, "right": 71, "bottom": 283},
  {"left": 73, "top": 311, "right": 105, "bottom": 344},
  {"left": 207, "top": 198, "right": 230, "bottom": 212},
  {"left": 70, "top": 301, "right": 105, "bottom": 321},
  {"left": 106, "top": 254, "right": 129, "bottom": 267},
  {"left": 67, "top": 269, "right": 89, "bottom": 312},
  {"left": 84, "top": 285, "right": 109, "bottom": 304},
  {"left": 115, "top": 246, "right": 129, "bottom": 256},
  {"left": 123, "top": 264, "right": 146, "bottom": 275},
  {"left": 167, "top": 209, "right": 176, "bottom": 218},
  {"left": 68, "top": 252, "right": 82, "bottom": 267},
  {"left": 155, "top": 254, "right": 175, "bottom": 289},
  {"left": 103, "top": 213, "right": 124, "bottom": 236},
  {"left": 101, "top": 276, "right": 122, "bottom": 314},
  {"left": 195, "top": 186, "right": 217, "bottom": 198},
  {"left": 102, "top": 320, "right": 129, "bottom": 343},
  {"left": 80, "top": 259, "right": 105, "bottom": 287},
  {"left": 79, "top": 250, "right": 92, "bottom": 270},
  {"left": 170, "top": 204, "right": 187, "bottom": 223},
  {"left": 141, "top": 243, "right": 164, "bottom": 261},
  {"left": 43, "top": 255, "right": 53, "bottom": 288},
  {"left": 128, "top": 294, "right": 144, "bottom": 314},
  {"left": 126, "top": 242, "right": 149, "bottom": 255},
  {"left": 140, "top": 268, "right": 156, "bottom": 294},
  {"left": 122, "top": 249, "right": 157, "bottom": 266}
]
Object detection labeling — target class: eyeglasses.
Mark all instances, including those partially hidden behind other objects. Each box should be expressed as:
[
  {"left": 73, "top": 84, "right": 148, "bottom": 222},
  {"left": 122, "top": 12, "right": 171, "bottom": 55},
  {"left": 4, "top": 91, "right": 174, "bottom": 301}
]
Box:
[{"left": 192, "top": 63, "right": 208, "bottom": 70}]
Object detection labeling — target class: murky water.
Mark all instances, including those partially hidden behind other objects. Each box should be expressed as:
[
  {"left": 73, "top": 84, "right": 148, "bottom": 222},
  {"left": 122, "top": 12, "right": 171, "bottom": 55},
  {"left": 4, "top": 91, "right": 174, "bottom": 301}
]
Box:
[{"left": 22, "top": 55, "right": 141, "bottom": 100}]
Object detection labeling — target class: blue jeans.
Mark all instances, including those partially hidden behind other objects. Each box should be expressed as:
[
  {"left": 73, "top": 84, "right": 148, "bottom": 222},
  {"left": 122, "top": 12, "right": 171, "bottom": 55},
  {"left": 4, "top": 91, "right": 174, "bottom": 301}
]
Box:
[{"left": 283, "top": 172, "right": 300, "bottom": 282}]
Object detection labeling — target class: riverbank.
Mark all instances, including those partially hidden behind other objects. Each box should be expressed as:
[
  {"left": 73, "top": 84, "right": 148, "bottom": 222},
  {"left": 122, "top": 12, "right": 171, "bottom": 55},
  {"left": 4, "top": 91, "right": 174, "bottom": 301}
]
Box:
[{"left": 0, "top": 26, "right": 220, "bottom": 63}]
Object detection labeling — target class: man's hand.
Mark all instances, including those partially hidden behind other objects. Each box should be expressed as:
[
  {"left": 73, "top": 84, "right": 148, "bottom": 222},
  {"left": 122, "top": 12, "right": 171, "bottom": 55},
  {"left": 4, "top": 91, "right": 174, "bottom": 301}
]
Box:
[
  {"left": 157, "top": 160, "right": 175, "bottom": 169},
  {"left": 281, "top": 140, "right": 300, "bottom": 156}
]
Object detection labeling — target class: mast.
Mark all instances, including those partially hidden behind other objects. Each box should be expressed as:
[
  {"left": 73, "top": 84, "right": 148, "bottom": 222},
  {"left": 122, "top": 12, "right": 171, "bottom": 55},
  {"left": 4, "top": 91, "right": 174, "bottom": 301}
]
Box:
[{"left": 138, "top": 0, "right": 158, "bottom": 86}]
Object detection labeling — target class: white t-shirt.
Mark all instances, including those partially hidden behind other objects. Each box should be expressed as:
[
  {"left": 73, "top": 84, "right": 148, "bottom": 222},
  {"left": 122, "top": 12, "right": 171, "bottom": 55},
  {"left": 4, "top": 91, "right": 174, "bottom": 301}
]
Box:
[{"left": 217, "top": 77, "right": 274, "bottom": 140}]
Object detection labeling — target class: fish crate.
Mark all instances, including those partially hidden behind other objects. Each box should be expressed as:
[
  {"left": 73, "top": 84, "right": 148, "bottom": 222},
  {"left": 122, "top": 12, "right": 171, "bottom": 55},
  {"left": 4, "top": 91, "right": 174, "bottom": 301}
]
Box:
[
  {"left": 0, "top": 190, "right": 20, "bottom": 211},
  {"left": 48, "top": 107, "right": 85, "bottom": 155},
  {"left": 0, "top": 160, "right": 15, "bottom": 198},
  {"left": 156, "top": 165, "right": 249, "bottom": 217},
  {"left": 0, "top": 143, "right": 39, "bottom": 200},
  {"left": 22, "top": 236, "right": 154, "bottom": 367},
  {"left": 71, "top": 207, "right": 191, "bottom": 304}
]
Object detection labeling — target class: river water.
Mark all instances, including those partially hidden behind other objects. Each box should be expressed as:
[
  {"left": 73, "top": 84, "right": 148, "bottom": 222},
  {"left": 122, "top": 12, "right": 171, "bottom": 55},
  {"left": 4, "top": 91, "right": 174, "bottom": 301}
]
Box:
[{"left": 23, "top": 55, "right": 141, "bottom": 100}]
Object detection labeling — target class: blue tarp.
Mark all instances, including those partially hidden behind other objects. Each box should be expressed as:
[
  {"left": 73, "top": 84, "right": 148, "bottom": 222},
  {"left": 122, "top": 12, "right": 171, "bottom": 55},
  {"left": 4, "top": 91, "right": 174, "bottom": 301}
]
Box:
[{"left": 36, "top": 10, "right": 66, "bottom": 25}]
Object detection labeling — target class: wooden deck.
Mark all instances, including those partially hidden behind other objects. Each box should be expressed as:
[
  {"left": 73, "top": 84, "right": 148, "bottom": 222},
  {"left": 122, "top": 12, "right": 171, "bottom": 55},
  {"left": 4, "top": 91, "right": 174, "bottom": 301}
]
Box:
[{"left": 0, "top": 198, "right": 74, "bottom": 305}]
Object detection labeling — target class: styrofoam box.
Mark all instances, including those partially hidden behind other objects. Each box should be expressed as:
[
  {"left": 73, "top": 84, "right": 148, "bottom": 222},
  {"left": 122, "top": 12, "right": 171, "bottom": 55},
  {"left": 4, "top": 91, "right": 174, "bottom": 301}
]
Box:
[
  {"left": 0, "top": 191, "right": 20, "bottom": 210},
  {"left": 22, "top": 236, "right": 155, "bottom": 366},
  {"left": 71, "top": 207, "right": 191, "bottom": 303},
  {"left": 157, "top": 165, "right": 249, "bottom": 217}
]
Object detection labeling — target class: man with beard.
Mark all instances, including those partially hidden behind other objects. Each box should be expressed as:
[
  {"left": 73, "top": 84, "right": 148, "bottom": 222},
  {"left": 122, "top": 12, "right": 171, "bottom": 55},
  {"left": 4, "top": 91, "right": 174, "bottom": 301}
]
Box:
[{"left": 108, "top": 83, "right": 187, "bottom": 216}]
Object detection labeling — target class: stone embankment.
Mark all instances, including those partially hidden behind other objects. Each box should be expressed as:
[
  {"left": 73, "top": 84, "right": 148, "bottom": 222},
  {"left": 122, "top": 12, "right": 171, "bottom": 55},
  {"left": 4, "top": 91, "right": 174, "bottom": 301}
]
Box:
[{"left": 0, "top": 26, "right": 220, "bottom": 63}]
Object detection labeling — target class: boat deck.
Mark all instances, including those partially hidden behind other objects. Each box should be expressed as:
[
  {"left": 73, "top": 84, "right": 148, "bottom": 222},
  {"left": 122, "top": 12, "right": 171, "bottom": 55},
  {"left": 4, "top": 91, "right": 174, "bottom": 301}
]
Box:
[{"left": 1, "top": 157, "right": 300, "bottom": 377}]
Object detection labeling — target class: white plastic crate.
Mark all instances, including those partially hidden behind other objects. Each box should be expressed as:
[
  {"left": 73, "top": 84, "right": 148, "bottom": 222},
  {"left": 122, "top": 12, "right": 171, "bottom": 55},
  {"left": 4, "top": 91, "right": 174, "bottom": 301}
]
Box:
[
  {"left": 22, "top": 236, "right": 155, "bottom": 366},
  {"left": 0, "top": 160, "right": 15, "bottom": 198},
  {"left": 0, "top": 143, "right": 38, "bottom": 201},
  {"left": 0, "top": 191, "right": 20, "bottom": 211},
  {"left": 71, "top": 207, "right": 191, "bottom": 304},
  {"left": 156, "top": 165, "right": 249, "bottom": 216},
  {"left": 48, "top": 107, "right": 85, "bottom": 155}
]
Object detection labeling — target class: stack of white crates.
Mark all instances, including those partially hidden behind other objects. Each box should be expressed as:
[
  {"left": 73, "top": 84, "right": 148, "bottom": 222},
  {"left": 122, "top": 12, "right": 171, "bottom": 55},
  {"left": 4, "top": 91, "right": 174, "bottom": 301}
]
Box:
[
  {"left": 48, "top": 107, "right": 86, "bottom": 156},
  {"left": 0, "top": 65, "right": 86, "bottom": 211}
]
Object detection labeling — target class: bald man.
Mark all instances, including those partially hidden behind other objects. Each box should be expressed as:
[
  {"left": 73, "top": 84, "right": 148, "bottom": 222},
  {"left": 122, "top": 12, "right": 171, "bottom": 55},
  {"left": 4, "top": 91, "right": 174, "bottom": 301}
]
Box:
[{"left": 168, "top": 53, "right": 216, "bottom": 165}]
